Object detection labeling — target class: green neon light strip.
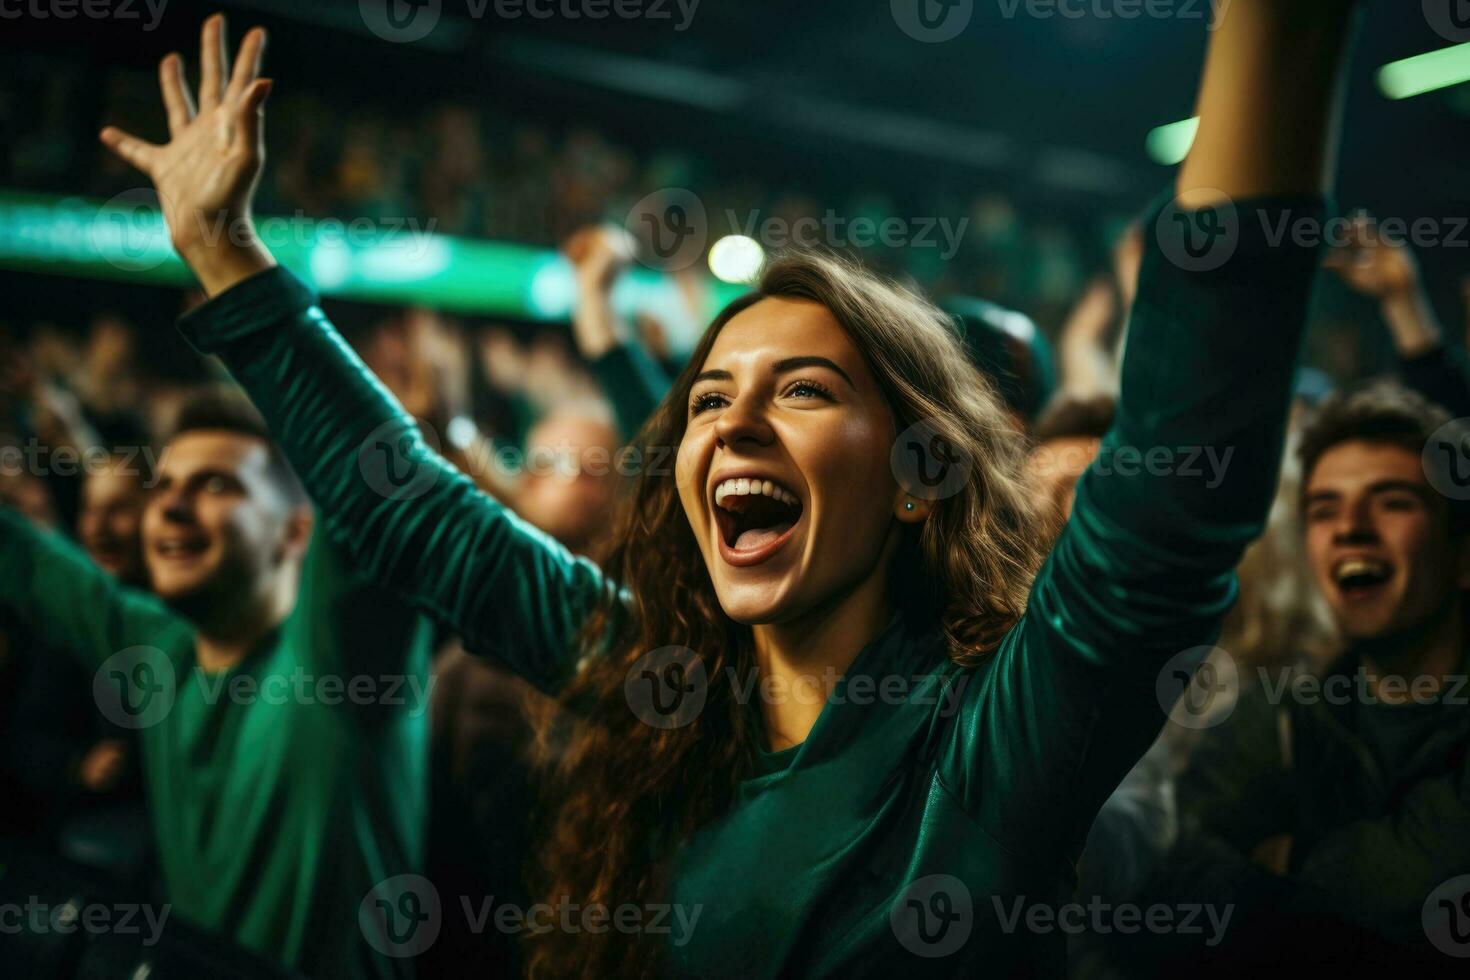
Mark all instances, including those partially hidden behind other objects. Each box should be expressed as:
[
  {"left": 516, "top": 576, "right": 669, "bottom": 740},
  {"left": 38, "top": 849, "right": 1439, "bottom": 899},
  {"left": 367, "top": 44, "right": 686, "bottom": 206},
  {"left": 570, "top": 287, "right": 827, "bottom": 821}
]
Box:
[
  {"left": 1377, "top": 42, "right": 1470, "bottom": 100},
  {"left": 1147, "top": 44, "right": 1470, "bottom": 164},
  {"left": 0, "top": 189, "right": 744, "bottom": 344}
]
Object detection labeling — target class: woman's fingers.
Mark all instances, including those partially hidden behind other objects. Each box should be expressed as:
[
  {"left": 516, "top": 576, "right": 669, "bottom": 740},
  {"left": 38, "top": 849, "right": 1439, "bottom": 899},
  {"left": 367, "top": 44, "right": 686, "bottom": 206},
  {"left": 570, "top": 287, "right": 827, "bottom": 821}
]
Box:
[
  {"left": 159, "top": 54, "right": 197, "bottom": 138},
  {"left": 98, "top": 126, "right": 160, "bottom": 175},
  {"left": 199, "top": 14, "right": 228, "bottom": 112},
  {"left": 227, "top": 28, "right": 267, "bottom": 104}
]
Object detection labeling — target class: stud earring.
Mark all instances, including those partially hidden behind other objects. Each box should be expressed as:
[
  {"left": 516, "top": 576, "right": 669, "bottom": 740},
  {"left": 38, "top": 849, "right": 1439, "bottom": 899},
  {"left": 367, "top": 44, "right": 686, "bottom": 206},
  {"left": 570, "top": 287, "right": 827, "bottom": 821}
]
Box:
[{"left": 904, "top": 501, "right": 915, "bottom": 511}]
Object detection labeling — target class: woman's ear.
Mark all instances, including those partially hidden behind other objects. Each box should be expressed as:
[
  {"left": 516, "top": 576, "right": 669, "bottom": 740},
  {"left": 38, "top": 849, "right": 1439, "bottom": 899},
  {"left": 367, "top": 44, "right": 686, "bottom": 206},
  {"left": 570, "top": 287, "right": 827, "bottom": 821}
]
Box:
[{"left": 893, "top": 489, "right": 933, "bottom": 524}]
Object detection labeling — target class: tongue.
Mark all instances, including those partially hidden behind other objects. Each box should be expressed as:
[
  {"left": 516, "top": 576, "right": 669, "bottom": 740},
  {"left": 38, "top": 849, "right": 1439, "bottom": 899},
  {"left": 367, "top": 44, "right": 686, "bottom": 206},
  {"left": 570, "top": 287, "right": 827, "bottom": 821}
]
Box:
[{"left": 734, "top": 522, "right": 793, "bottom": 552}]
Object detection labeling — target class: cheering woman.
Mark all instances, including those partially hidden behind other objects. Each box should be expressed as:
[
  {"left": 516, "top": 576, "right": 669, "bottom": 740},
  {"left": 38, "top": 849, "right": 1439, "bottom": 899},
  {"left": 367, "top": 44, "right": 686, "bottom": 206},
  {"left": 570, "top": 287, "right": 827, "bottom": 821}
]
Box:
[{"left": 101, "top": 4, "right": 1362, "bottom": 975}]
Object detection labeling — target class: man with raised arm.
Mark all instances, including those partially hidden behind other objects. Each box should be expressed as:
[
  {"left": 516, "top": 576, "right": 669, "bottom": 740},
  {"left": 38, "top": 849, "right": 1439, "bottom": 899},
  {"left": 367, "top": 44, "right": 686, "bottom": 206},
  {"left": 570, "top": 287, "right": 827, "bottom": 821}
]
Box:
[{"left": 0, "top": 388, "right": 433, "bottom": 980}]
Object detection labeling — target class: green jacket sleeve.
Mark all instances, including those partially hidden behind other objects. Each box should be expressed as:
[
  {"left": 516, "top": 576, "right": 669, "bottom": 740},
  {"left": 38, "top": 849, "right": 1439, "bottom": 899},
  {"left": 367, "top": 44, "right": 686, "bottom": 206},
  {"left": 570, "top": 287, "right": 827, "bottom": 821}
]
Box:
[
  {"left": 176, "top": 270, "right": 609, "bottom": 693},
  {"left": 941, "top": 193, "right": 1327, "bottom": 857},
  {"left": 588, "top": 342, "right": 673, "bottom": 440},
  {"left": 0, "top": 508, "right": 190, "bottom": 668}
]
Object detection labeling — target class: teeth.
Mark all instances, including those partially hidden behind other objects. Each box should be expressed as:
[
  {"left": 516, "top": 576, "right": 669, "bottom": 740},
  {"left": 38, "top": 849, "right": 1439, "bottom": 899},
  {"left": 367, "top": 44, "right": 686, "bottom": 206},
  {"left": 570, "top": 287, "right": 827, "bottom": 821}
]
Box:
[
  {"left": 1335, "top": 557, "right": 1389, "bottom": 583},
  {"left": 713, "top": 477, "right": 798, "bottom": 508}
]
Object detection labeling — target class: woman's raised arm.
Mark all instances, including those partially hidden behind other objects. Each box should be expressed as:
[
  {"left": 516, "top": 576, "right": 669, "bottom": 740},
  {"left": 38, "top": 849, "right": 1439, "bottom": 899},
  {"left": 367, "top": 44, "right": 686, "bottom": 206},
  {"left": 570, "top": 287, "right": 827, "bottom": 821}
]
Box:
[
  {"left": 942, "top": 0, "right": 1364, "bottom": 850},
  {"left": 99, "top": 15, "right": 609, "bottom": 692}
]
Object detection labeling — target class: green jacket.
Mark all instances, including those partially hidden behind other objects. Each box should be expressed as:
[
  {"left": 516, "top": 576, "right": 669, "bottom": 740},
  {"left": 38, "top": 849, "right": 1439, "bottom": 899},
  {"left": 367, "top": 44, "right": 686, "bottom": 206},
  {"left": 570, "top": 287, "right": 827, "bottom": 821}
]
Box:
[
  {"left": 176, "top": 192, "right": 1324, "bottom": 976},
  {"left": 0, "top": 515, "right": 433, "bottom": 980}
]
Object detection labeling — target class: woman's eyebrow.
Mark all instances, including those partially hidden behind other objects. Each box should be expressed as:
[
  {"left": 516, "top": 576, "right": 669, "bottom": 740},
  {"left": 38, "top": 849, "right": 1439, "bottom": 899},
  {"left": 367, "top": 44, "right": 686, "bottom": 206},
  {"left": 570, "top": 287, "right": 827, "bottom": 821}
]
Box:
[
  {"left": 691, "top": 357, "right": 855, "bottom": 389},
  {"left": 773, "top": 356, "right": 855, "bottom": 388}
]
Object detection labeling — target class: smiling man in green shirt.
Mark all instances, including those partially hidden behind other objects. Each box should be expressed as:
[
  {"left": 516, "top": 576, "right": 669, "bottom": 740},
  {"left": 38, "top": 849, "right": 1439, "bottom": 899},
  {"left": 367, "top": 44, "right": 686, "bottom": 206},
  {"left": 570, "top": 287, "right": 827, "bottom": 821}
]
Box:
[{"left": 0, "top": 389, "right": 432, "bottom": 979}]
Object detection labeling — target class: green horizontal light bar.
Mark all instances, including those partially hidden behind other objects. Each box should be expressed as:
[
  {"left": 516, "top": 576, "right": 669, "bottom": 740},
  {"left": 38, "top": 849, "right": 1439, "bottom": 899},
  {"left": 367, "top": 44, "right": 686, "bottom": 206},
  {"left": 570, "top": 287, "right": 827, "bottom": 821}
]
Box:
[
  {"left": 1144, "top": 116, "right": 1199, "bottom": 166},
  {"left": 1377, "top": 42, "right": 1470, "bottom": 100},
  {"left": 0, "top": 189, "right": 743, "bottom": 350}
]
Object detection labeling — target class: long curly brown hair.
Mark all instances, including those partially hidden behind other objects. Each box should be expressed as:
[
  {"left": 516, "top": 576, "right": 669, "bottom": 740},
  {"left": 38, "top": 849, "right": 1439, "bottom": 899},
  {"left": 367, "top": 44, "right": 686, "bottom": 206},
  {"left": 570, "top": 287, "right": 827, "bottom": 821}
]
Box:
[{"left": 525, "top": 251, "right": 1046, "bottom": 977}]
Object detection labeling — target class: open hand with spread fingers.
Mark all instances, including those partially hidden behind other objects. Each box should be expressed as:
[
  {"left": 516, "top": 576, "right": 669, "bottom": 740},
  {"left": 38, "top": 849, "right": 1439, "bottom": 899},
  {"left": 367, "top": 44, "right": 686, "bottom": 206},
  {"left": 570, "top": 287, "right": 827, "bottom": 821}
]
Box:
[{"left": 99, "top": 13, "right": 276, "bottom": 296}]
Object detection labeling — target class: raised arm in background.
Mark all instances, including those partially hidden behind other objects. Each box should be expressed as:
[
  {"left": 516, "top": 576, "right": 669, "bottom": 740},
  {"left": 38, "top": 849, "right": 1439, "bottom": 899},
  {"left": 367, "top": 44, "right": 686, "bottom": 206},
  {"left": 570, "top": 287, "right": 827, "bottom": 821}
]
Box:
[
  {"left": 1326, "top": 213, "right": 1470, "bottom": 416},
  {"left": 98, "top": 15, "right": 607, "bottom": 692},
  {"left": 562, "top": 225, "right": 673, "bottom": 439}
]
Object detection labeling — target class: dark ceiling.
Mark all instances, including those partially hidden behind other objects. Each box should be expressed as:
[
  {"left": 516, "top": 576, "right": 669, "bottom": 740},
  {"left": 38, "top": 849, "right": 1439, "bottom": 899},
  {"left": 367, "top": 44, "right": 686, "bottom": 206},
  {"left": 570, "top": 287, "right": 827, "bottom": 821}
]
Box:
[{"left": 9, "top": 1, "right": 1468, "bottom": 221}]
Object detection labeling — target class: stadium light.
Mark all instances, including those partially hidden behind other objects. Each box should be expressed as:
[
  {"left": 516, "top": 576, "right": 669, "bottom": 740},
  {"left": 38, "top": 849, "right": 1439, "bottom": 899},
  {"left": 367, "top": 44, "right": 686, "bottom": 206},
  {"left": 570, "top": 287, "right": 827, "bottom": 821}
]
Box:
[
  {"left": 1377, "top": 42, "right": 1470, "bottom": 100},
  {"left": 708, "top": 235, "right": 765, "bottom": 284}
]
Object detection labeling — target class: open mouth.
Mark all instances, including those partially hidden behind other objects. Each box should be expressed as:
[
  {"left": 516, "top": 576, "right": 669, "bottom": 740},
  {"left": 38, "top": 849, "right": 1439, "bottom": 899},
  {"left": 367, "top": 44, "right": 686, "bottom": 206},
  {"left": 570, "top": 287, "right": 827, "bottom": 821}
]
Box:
[
  {"left": 712, "top": 476, "right": 803, "bottom": 566},
  {"left": 154, "top": 536, "right": 209, "bottom": 562},
  {"left": 1333, "top": 556, "right": 1392, "bottom": 601}
]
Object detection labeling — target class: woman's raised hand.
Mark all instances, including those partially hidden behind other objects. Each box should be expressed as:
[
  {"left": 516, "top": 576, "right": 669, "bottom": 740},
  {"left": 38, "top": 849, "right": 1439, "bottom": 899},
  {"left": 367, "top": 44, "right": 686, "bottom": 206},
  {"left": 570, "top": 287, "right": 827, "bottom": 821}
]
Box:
[{"left": 99, "top": 14, "right": 276, "bottom": 296}]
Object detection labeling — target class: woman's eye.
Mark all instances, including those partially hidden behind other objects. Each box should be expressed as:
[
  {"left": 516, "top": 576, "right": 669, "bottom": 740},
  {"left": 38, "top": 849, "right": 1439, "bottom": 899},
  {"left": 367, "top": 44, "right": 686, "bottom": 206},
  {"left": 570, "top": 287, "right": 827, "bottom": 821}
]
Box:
[
  {"left": 785, "top": 380, "right": 834, "bottom": 400},
  {"left": 690, "top": 392, "right": 727, "bottom": 416},
  {"left": 204, "top": 476, "right": 228, "bottom": 494}
]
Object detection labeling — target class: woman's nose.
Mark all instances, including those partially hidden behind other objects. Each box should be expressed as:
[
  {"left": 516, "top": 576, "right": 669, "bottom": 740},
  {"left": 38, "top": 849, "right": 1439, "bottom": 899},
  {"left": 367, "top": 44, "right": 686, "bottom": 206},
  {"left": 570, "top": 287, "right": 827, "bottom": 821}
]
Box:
[{"left": 713, "top": 393, "right": 775, "bottom": 450}]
